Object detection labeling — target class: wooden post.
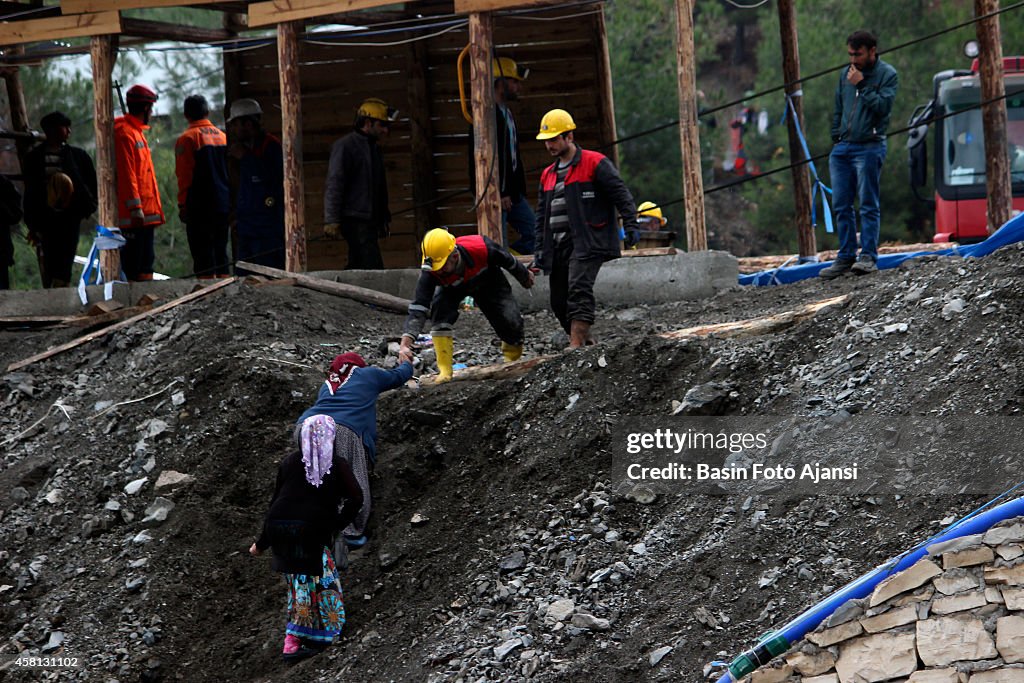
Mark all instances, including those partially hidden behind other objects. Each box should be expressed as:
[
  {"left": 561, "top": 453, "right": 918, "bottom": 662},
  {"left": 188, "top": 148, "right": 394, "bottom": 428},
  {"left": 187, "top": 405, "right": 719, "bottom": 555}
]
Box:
[
  {"left": 277, "top": 20, "right": 306, "bottom": 272},
  {"left": 407, "top": 38, "right": 440, "bottom": 239},
  {"left": 91, "top": 35, "right": 121, "bottom": 282},
  {"left": 674, "top": 0, "right": 707, "bottom": 251},
  {"left": 975, "top": 0, "right": 1012, "bottom": 234},
  {"left": 222, "top": 12, "right": 246, "bottom": 117},
  {"left": 468, "top": 11, "right": 500, "bottom": 242},
  {"left": 1, "top": 46, "right": 32, "bottom": 160},
  {"left": 777, "top": 0, "right": 816, "bottom": 259},
  {"left": 593, "top": 7, "right": 619, "bottom": 167}
]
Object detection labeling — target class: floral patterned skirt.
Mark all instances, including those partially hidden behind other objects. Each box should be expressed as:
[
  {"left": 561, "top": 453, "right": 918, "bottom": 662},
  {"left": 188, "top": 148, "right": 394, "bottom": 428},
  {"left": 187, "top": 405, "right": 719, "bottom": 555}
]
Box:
[{"left": 284, "top": 546, "right": 345, "bottom": 644}]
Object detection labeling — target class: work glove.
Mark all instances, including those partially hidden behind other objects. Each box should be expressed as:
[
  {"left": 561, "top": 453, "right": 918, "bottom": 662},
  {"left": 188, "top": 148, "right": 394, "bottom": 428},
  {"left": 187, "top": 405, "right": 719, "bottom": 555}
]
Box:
[
  {"left": 624, "top": 229, "right": 641, "bottom": 249},
  {"left": 324, "top": 223, "right": 340, "bottom": 239}
]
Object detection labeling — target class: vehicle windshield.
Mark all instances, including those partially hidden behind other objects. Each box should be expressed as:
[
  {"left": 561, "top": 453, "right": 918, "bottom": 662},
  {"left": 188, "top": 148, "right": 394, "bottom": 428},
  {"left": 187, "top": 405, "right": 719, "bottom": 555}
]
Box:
[{"left": 939, "top": 77, "right": 1024, "bottom": 186}]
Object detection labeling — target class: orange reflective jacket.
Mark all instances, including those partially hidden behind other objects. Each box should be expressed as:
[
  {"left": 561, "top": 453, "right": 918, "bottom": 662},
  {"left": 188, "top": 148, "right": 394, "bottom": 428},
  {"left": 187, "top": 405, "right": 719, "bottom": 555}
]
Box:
[
  {"left": 114, "top": 113, "right": 165, "bottom": 229},
  {"left": 174, "top": 119, "right": 229, "bottom": 211}
]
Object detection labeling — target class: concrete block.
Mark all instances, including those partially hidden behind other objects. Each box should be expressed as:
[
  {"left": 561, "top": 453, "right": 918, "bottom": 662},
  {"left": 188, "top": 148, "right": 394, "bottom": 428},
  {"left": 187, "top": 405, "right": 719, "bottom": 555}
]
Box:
[
  {"left": 835, "top": 632, "right": 917, "bottom": 683},
  {"left": 917, "top": 616, "right": 997, "bottom": 667}
]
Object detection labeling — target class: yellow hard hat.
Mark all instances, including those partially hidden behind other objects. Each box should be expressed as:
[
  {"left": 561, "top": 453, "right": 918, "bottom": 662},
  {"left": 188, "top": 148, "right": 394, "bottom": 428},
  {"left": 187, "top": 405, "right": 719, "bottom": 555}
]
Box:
[
  {"left": 638, "top": 201, "right": 667, "bottom": 227},
  {"left": 492, "top": 56, "right": 528, "bottom": 81},
  {"left": 358, "top": 98, "right": 398, "bottom": 122},
  {"left": 421, "top": 228, "right": 457, "bottom": 271},
  {"left": 47, "top": 172, "right": 74, "bottom": 210},
  {"left": 536, "top": 109, "right": 576, "bottom": 140}
]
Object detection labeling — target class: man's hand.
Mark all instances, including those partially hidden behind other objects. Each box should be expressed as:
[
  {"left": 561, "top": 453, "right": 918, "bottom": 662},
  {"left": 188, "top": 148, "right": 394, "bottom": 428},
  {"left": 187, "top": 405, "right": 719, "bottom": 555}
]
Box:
[
  {"left": 624, "top": 229, "right": 641, "bottom": 249},
  {"left": 501, "top": 196, "right": 513, "bottom": 211},
  {"left": 846, "top": 65, "right": 864, "bottom": 86},
  {"left": 324, "top": 223, "right": 340, "bottom": 239},
  {"left": 398, "top": 338, "right": 414, "bottom": 364},
  {"left": 519, "top": 268, "right": 535, "bottom": 289},
  {"left": 249, "top": 543, "right": 262, "bottom": 557},
  {"left": 130, "top": 208, "right": 145, "bottom": 229}
]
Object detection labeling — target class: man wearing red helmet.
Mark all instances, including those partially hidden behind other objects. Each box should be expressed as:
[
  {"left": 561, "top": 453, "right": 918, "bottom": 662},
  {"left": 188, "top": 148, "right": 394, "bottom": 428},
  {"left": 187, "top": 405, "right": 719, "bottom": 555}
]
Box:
[{"left": 114, "top": 84, "right": 165, "bottom": 281}]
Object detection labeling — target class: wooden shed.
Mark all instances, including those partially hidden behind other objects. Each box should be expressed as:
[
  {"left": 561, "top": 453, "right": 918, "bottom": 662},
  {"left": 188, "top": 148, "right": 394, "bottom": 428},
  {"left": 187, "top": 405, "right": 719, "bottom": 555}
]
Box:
[{"left": 0, "top": 0, "right": 620, "bottom": 272}]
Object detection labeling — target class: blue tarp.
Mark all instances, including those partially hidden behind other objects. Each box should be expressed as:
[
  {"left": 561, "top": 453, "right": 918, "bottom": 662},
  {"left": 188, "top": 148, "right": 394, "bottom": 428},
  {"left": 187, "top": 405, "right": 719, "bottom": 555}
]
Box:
[{"left": 739, "top": 212, "right": 1024, "bottom": 286}]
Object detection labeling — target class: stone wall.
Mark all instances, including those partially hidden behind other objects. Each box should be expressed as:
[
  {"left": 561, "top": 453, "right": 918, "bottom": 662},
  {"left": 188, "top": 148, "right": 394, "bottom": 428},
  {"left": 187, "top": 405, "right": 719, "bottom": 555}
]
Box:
[{"left": 744, "top": 516, "right": 1024, "bottom": 683}]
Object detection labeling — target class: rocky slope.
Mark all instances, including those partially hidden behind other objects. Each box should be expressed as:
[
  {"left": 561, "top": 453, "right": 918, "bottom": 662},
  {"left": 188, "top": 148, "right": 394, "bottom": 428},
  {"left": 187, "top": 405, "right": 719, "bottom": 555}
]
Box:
[{"left": 1, "top": 243, "right": 1022, "bottom": 682}]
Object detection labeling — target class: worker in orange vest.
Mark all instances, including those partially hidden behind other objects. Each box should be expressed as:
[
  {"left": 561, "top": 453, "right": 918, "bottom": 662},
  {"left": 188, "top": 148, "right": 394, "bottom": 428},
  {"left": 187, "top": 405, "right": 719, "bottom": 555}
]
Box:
[{"left": 115, "top": 84, "right": 165, "bottom": 281}]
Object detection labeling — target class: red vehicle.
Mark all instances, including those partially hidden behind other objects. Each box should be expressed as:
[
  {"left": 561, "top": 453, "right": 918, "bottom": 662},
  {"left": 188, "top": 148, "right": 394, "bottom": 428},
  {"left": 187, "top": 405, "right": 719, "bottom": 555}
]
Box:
[{"left": 908, "top": 56, "right": 1024, "bottom": 243}]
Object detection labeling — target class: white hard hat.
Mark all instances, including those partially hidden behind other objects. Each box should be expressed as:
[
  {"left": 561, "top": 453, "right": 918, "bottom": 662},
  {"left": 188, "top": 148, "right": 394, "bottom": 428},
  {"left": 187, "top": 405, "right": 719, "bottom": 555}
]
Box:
[{"left": 227, "top": 98, "right": 262, "bottom": 123}]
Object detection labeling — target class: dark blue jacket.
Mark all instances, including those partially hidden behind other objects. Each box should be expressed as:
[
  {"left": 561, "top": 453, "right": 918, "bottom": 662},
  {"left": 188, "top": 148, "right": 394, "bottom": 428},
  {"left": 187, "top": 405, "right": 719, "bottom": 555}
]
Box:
[
  {"left": 296, "top": 362, "right": 412, "bottom": 463},
  {"left": 831, "top": 58, "right": 899, "bottom": 144}
]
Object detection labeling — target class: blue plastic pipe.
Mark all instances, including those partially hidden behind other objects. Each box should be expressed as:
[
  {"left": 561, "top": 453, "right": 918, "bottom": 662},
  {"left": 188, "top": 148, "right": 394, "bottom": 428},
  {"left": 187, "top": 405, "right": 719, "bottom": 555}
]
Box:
[{"left": 719, "top": 494, "right": 1024, "bottom": 683}]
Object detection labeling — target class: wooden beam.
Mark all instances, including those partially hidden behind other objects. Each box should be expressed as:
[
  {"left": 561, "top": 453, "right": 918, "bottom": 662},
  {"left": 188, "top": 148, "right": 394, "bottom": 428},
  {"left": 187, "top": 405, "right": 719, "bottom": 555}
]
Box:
[
  {"left": 423, "top": 354, "right": 554, "bottom": 384},
  {"left": 0, "top": 3, "right": 60, "bottom": 19},
  {"left": 407, "top": 36, "right": 440, "bottom": 238},
  {"left": 469, "top": 11, "right": 501, "bottom": 243},
  {"left": 278, "top": 20, "right": 307, "bottom": 272},
  {"left": 247, "top": 0, "right": 403, "bottom": 28},
  {"left": 777, "top": 0, "right": 816, "bottom": 259},
  {"left": 454, "top": 0, "right": 562, "bottom": 12},
  {"left": 593, "top": 5, "right": 618, "bottom": 167},
  {"left": 2, "top": 10, "right": 120, "bottom": 45},
  {"left": 673, "top": 0, "right": 707, "bottom": 252},
  {"left": 975, "top": 0, "right": 1013, "bottom": 233},
  {"left": 91, "top": 35, "right": 121, "bottom": 282},
  {"left": 659, "top": 295, "right": 849, "bottom": 342},
  {"left": 6, "top": 279, "right": 237, "bottom": 373},
  {"left": 60, "top": 0, "right": 223, "bottom": 13},
  {"left": 120, "top": 17, "right": 234, "bottom": 43},
  {"left": 236, "top": 261, "right": 410, "bottom": 313}
]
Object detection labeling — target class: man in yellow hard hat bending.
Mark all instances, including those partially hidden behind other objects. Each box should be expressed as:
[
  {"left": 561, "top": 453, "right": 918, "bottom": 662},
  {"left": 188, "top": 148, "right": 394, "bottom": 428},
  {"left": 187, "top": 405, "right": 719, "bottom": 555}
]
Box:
[
  {"left": 534, "top": 109, "right": 638, "bottom": 348},
  {"left": 398, "top": 228, "right": 535, "bottom": 383}
]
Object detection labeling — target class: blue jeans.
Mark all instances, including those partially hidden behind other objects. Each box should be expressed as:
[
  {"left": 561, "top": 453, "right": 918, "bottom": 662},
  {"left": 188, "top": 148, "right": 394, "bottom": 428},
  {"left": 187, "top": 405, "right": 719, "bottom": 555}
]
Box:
[
  {"left": 502, "top": 195, "right": 536, "bottom": 255},
  {"left": 829, "top": 140, "right": 887, "bottom": 262}
]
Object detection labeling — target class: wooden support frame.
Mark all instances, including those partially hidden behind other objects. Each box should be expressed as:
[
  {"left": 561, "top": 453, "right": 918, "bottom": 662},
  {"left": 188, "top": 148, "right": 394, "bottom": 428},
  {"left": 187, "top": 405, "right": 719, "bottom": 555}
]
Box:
[
  {"left": 2, "top": 10, "right": 121, "bottom": 45},
  {"left": 120, "top": 17, "right": 234, "bottom": 43},
  {"left": 673, "top": 0, "right": 707, "bottom": 252},
  {"left": 60, "top": 0, "right": 223, "bottom": 12},
  {"left": 277, "top": 20, "right": 307, "bottom": 272},
  {"left": 407, "top": 37, "right": 440, "bottom": 238},
  {"left": 247, "top": 0, "right": 403, "bottom": 28},
  {"left": 593, "top": 6, "right": 618, "bottom": 167},
  {"left": 236, "top": 261, "right": 409, "bottom": 312},
  {"left": 777, "top": 0, "right": 816, "bottom": 259},
  {"left": 454, "top": 0, "right": 563, "bottom": 11},
  {"left": 469, "top": 11, "right": 501, "bottom": 243},
  {"left": 90, "top": 35, "right": 121, "bottom": 282}
]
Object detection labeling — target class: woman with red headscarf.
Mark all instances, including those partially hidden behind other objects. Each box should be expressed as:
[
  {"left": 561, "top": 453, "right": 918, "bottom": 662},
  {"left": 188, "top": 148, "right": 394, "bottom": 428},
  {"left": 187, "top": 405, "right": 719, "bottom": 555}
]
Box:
[{"left": 295, "top": 352, "right": 413, "bottom": 549}]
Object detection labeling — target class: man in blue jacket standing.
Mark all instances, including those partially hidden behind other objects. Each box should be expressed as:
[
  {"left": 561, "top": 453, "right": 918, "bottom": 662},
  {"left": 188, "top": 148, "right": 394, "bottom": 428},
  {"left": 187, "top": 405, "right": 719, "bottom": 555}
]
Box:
[{"left": 820, "top": 30, "right": 898, "bottom": 279}]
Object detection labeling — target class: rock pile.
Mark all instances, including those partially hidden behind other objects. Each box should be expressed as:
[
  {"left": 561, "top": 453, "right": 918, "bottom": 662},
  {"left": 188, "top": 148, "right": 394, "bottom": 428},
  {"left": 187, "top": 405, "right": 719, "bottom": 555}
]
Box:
[{"left": 746, "top": 516, "right": 1024, "bottom": 683}]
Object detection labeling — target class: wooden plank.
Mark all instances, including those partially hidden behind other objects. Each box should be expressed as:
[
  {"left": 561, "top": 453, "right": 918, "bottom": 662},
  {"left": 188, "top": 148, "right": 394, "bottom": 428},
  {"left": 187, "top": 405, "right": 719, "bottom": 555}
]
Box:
[
  {"left": 236, "top": 261, "right": 410, "bottom": 313},
  {"left": 454, "top": 0, "right": 563, "bottom": 12},
  {"left": 61, "top": 0, "right": 222, "bottom": 12},
  {"left": 6, "top": 279, "right": 238, "bottom": 373},
  {"left": 278, "top": 20, "right": 307, "bottom": 273},
  {"left": 659, "top": 295, "right": 850, "bottom": 342},
  {"left": 248, "top": 0, "right": 404, "bottom": 28},
  {"left": 120, "top": 17, "right": 234, "bottom": 43},
  {"left": 91, "top": 35, "right": 121, "bottom": 281},
  {"left": 0, "top": 316, "right": 78, "bottom": 329},
  {"left": 3, "top": 10, "right": 120, "bottom": 45},
  {"left": 422, "top": 354, "right": 554, "bottom": 384}
]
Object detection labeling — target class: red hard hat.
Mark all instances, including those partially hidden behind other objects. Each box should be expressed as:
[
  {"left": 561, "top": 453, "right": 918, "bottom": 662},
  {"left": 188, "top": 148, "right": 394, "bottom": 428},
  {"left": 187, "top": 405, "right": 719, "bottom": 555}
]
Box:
[{"left": 126, "top": 85, "right": 158, "bottom": 104}]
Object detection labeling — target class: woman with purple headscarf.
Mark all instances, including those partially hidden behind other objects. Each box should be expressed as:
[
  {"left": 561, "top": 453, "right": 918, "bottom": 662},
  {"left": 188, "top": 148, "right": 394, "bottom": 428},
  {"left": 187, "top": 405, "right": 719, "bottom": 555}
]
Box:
[{"left": 250, "top": 414, "right": 362, "bottom": 661}]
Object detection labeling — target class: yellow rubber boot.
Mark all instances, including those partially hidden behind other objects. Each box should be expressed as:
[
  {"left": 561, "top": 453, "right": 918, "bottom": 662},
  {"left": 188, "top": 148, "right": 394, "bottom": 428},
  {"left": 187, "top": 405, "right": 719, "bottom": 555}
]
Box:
[
  {"left": 501, "top": 341, "right": 523, "bottom": 363},
  {"left": 433, "top": 336, "right": 454, "bottom": 383}
]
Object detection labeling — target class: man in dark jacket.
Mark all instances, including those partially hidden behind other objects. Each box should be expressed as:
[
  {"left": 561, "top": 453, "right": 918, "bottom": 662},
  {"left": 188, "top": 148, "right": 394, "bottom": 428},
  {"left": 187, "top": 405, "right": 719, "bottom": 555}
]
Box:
[
  {"left": 820, "top": 30, "right": 898, "bottom": 279},
  {"left": 23, "top": 111, "right": 98, "bottom": 288},
  {"left": 397, "top": 228, "right": 535, "bottom": 382},
  {"left": 175, "top": 94, "right": 230, "bottom": 278},
  {"left": 226, "top": 98, "right": 285, "bottom": 273},
  {"left": 493, "top": 56, "right": 535, "bottom": 255},
  {"left": 533, "top": 108, "right": 638, "bottom": 348},
  {"left": 0, "top": 174, "right": 22, "bottom": 290},
  {"left": 323, "top": 98, "right": 396, "bottom": 270}
]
